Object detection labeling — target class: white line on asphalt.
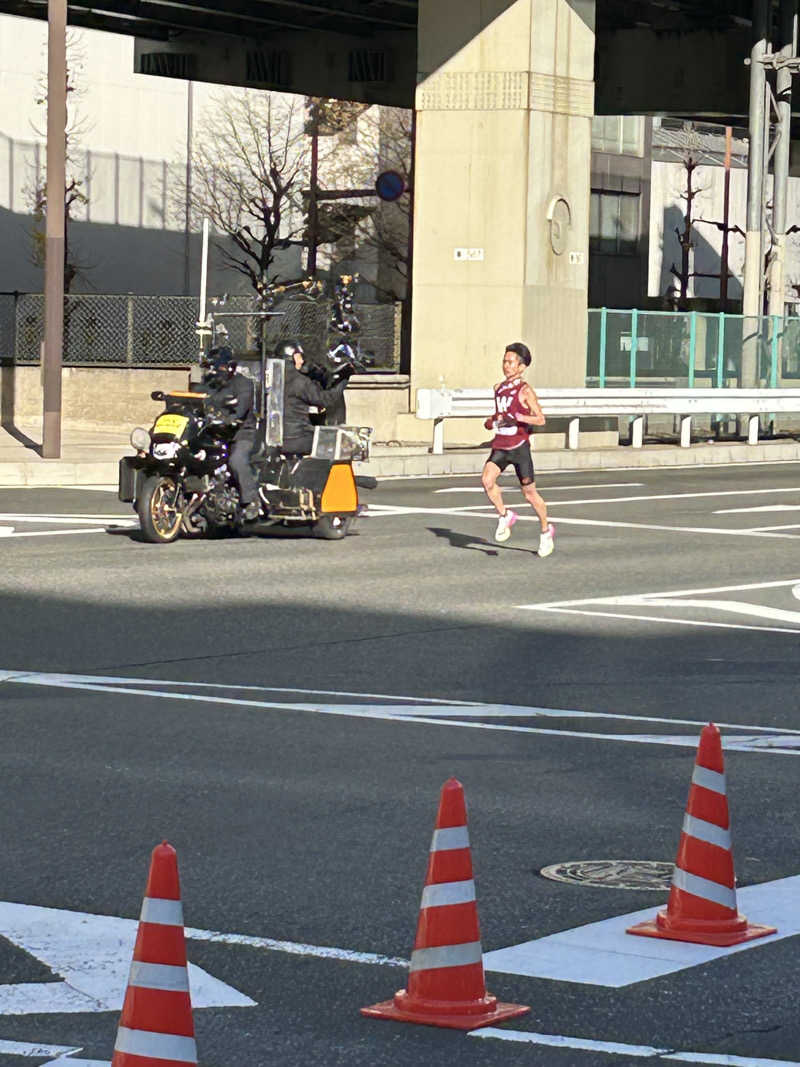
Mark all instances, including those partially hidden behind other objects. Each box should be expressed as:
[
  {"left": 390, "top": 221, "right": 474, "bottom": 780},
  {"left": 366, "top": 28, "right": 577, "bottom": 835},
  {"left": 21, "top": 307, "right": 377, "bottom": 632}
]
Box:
[
  {"left": 0, "top": 514, "right": 136, "bottom": 524},
  {"left": 716, "top": 504, "right": 800, "bottom": 514},
  {"left": 185, "top": 925, "right": 406, "bottom": 966},
  {"left": 0, "top": 1040, "right": 82, "bottom": 1058},
  {"left": 1, "top": 671, "right": 797, "bottom": 753},
  {"left": 43, "top": 1060, "right": 107, "bottom": 1066},
  {"left": 483, "top": 875, "right": 798, "bottom": 989},
  {"left": 529, "top": 515, "right": 800, "bottom": 539},
  {"left": 1, "top": 528, "right": 111, "bottom": 540},
  {"left": 433, "top": 483, "right": 644, "bottom": 494},
  {"left": 0, "top": 672, "right": 478, "bottom": 706},
  {"left": 0, "top": 526, "right": 13, "bottom": 536},
  {"left": 512, "top": 486, "right": 800, "bottom": 507},
  {"left": 523, "top": 575, "right": 800, "bottom": 610},
  {"left": 639, "top": 597, "right": 800, "bottom": 626},
  {"left": 531, "top": 605, "right": 800, "bottom": 637},
  {"left": 469, "top": 1028, "right": 800, "bottom": 1065},
  {"left": 746, "top": 524, "right": 800, "bottom": 532}
]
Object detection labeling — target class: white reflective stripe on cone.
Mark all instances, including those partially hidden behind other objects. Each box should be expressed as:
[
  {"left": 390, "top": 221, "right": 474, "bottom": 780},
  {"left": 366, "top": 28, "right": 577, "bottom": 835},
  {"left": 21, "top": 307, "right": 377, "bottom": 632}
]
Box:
[
  {"left": 672, "top": 867, "right": 737, "bottom": 910},
  {"left": 682, "top": 813, "right": 732, "bottom": 851},
  {"left": 420, "top": 879, "right": 476, "bottom": 910},
  {"left": 691, "top": 765, "right": 727, "bottom": 796},
  {"left": 129, "top": 961, "right": 190, "bottom": 993},
  {"left": 140, "top": 897, "right": 185, "bottom": 926},
  {"left": 409, "top": 941, "right": 483, "bottom": 973},
  {"left": 114, "top": 1027, "right": 197, "bottom": 1063},
  {"left": 429, "top": 826, "right": 469, "bottom": 852}
]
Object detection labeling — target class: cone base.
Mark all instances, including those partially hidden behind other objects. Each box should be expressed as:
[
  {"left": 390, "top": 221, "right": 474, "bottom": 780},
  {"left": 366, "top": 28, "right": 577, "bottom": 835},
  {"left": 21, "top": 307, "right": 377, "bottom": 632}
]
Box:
[
  {"left": 361, "top": 997, "right": 530, "bottom": 1031},
  {"left": 627, "top": 916, "right": 777, "bottom": 947}
]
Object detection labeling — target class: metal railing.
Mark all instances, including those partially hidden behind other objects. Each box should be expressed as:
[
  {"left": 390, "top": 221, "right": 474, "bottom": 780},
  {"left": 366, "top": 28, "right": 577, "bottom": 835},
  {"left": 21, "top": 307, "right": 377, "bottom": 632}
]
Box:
[
  {"left": 0, "top": 292, "right": 401, "bottom": 370},
  {"left": 587, "top": 309, "right": 800, "bottom": 389}
]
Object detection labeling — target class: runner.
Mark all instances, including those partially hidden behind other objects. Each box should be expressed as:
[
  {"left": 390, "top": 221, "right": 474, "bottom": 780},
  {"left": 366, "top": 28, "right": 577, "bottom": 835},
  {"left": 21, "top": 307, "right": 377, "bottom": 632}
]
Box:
[{"left": 480, "top": 342, "right": 555, "bottom": 557}]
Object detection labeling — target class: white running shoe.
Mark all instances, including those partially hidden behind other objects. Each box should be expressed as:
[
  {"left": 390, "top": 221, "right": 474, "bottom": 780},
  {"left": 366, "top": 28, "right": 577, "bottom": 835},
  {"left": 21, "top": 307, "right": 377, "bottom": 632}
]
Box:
[
  {"left": 494, "top": 509, "right": 518, "bottom": 543},
  {"left": 538, "top": 523, "right": 555, "bottom": 557}
]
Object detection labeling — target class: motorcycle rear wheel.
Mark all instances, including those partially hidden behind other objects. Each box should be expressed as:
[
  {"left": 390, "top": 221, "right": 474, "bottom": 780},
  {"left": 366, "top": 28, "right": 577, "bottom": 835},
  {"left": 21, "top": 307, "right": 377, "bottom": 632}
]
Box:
[
  {"left": 137, "top": 474, "right": 183, "bottom": 543},
  {"left": 311, "top": 514, "right": 351, "bottom": 540}
]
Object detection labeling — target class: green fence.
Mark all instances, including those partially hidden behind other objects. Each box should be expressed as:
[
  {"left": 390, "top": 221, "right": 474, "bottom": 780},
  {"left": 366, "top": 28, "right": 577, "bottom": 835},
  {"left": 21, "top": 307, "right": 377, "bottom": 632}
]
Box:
[{"left": 587, "top": 309, "right": 800, "bottom": 388}]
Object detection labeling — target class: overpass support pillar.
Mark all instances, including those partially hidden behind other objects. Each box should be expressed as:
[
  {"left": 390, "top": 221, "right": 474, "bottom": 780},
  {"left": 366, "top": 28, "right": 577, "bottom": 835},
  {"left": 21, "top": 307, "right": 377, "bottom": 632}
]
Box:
[{"left": 410, "top": 0, "right": 595, "bottom": 404}]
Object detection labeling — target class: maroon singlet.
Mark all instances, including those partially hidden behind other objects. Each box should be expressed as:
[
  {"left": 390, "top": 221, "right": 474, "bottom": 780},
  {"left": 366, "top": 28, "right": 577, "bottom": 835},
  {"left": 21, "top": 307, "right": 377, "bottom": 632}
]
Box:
[{"left": 491, "top": 376, "right": 530, "bottom": 450}]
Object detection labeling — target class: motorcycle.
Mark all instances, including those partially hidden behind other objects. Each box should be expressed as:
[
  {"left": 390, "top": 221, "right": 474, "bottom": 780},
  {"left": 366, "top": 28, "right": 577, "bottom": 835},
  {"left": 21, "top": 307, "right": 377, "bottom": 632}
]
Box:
[{"left": 119, "top": 356, "right": 375, "bottom": 544}]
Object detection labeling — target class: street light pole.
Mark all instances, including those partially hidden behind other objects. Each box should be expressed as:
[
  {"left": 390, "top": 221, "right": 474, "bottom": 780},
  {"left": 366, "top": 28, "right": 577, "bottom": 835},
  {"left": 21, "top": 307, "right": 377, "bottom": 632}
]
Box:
[
  {"left": 768, "top": 0, "right": 798, "bottom": 318},
  {"left": 42, "top": 0, "right": 67, "bottom": 458}
]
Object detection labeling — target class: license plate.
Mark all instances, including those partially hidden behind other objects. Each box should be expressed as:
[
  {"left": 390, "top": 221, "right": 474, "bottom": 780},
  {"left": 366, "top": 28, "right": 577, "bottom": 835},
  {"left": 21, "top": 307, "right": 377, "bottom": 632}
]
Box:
[{"left": 153, "top": 414, "right": 189, "bottom": 438}]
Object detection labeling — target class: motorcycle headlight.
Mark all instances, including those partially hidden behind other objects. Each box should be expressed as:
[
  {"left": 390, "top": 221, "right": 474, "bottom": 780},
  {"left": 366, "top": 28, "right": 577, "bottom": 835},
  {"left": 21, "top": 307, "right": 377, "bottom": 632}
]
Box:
[{"left": 130, "top": 427, "right": 151, "bottom": 452}]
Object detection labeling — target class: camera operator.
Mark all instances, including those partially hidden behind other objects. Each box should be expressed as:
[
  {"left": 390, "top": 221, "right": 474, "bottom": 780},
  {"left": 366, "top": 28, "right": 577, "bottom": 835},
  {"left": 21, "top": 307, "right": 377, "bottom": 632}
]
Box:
[{"left": 275, "top": 340, "right": 355, "bottom": 455}]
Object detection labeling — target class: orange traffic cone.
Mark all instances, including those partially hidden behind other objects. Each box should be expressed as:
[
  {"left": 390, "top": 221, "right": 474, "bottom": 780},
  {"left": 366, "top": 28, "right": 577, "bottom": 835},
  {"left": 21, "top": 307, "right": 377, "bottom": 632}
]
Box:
[
  {"left": 112, "top": 841, "right": 198, "bottom": 1066},
  {"left": 628, "top": 723, "right": 776, "bottom": 947},
  {"left": 361, "top": 778, "right": 529, "bottom": 1030}
]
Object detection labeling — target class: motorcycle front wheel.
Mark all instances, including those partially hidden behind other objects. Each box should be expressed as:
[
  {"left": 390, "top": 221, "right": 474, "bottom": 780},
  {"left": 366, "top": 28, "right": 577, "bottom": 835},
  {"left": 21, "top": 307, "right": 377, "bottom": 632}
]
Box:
[{"left": 137, "top": 474, "right": 184, "bottom": 544}]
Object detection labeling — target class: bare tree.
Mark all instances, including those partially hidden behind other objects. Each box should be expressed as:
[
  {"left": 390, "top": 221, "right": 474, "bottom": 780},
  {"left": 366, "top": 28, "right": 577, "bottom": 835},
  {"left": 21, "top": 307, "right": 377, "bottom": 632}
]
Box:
[
  {"left": 186, "top": 91, "right": 309, "bottom": 294},
  {"left": 27, "top": 31, "right": 90, "bottom": 293}
]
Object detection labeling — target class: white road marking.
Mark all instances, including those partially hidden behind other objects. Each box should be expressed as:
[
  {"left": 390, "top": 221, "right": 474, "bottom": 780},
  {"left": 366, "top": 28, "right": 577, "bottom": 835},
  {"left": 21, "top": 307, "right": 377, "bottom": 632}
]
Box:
[
  {"left": 0, "top": 514, "right": 136, "bottom": 524},
  {"left": 0, "top": 901, "right": 255, "bottom": 1016},
  {"left": 0, "top": 671, "right": 796, "bottom": 753},
  {"left": 2, "top": 528, "right": 111, "bottom": 540},
  {"left": 520, "top": 576, "right": 800, "bottom": 635},
  {"left": 469, "top": 1027, "right": 800, "bottom": 1065},
  {"left": 716, "top": 504, "right": 800, "bottom": 514},
  {"left": 482, "top": 875, "right": 798, "bottom": 988},
  {"left": 185, "top": 925, "right": 405, "bottom": 967},
  {"left": 0, "top": 1040, "right": 81, "bottom": 1058},
  {"left": 534, "top": 515, "right": 800, "bottom": 539},
  {"left": 536, "top": 486, "right": 800, "bottom": 507},
  {"left": 433, "top": 483, "right": 644, "bottom": 494},
  {"left": 0, "top": 527, "right": 13, "bottom": 536},
  {"left": 43, "top": 1060, "right": 107, "bottom": 1066}
]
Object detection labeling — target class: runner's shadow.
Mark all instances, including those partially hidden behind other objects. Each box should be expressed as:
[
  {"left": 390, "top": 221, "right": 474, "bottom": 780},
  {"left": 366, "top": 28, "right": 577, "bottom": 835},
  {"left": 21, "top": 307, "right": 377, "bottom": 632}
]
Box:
[{"left": 427, "top": 526, "right": 531, "bottom": 555}]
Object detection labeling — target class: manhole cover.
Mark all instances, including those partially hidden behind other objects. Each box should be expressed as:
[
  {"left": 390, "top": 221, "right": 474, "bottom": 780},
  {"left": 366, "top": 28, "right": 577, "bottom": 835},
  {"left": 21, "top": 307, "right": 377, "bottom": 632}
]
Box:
[{"left": 540, "top": 860, "right": 674, "bottom": 890}]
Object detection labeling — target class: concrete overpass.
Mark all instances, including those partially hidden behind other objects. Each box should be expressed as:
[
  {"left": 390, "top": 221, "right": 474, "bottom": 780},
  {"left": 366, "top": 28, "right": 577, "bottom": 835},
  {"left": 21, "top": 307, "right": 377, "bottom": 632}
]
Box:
[{"left": 0, "top": 0, "right": 784, "bottom": 452}]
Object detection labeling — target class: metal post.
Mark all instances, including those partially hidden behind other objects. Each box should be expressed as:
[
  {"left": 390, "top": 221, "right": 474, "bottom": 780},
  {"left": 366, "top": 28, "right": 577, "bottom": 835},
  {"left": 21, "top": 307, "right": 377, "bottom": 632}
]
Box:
[
  {"left": 770, "top": 314, "right": 781, "bottom": 386},
  {"left": 716, "top": 312, "right": 726, "bottom": 388},
  {"left": 742, "top": 0, "right": 769, "bottom": 387},
  {"left": 184, "top": 81, "right": 193, "bottom": 297},
  {"left": 720, "top": 128, "right": 732, "bottom": 311},
  {"left": 42, "top": 0, "right": 67, "bottom": 459},
  {"left": 688, "top": 310, "right": 696, "bottom": 388},
  {"left": 598, "top": 307, "right": 607, "bottom": 387},
  {"left": 307, "top": 102, "right": 319, "bottom": 278},
  {"left": 629, "top": 308, "right": 638, "bottom": 387},
  {"left": 769, "top": 0, "right": 797, "bottom": 317}
]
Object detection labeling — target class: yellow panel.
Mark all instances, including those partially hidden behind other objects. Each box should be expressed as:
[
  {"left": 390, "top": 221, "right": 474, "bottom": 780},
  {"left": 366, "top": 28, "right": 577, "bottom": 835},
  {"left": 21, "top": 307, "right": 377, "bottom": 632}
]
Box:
[
  {"left": 321, "top": 463, "right": 358, "bottom": 514},
  {"left": 153, "top": 414, "right": 189, "bottom": 438}
]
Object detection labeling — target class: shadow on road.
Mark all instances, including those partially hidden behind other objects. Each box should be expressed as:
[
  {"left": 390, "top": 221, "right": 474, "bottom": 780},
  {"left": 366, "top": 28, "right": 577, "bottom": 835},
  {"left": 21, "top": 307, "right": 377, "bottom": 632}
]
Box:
[{"left": 426, "top": 525, "right": 533, "bottom": 556}]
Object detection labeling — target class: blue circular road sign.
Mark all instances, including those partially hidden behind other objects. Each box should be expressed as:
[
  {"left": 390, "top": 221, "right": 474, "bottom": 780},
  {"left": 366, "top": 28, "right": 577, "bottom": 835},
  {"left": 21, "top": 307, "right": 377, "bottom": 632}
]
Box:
[{"left": 375, "top": 170, "right": 406, "bottom": 202}]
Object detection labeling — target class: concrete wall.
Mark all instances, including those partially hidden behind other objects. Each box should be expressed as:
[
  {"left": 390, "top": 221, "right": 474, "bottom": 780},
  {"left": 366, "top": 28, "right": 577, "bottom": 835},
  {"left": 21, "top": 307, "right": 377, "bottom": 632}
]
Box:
[{"left": 0, "top": 364, "right": 412, "bottom": 441}]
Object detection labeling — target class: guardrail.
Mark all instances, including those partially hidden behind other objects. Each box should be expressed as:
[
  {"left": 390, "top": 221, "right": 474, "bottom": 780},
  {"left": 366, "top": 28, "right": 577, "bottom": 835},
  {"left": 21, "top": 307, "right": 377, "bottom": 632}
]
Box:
[{"left": 416, "top": 386, "right": 800, "bottom": 454}]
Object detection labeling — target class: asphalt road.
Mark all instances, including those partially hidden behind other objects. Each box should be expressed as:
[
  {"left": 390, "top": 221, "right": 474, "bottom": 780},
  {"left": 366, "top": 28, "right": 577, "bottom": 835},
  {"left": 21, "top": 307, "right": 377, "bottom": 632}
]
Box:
[{"left": 0, "top": 462, "right": 798, "bottom": 1066}]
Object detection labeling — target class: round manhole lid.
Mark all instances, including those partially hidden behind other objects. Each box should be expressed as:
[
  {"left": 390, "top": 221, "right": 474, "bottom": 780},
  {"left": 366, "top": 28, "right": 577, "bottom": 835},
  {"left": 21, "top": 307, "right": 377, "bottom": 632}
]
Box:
[{"left": 540, "top": 860, "right": 673, "bottom": 891}]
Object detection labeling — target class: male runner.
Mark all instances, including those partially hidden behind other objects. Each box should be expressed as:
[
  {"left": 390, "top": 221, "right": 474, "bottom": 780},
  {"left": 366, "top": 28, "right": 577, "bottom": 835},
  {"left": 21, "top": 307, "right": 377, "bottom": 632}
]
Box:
[{"left": 481, "top": 342, "right": 555, "bottom": 557}]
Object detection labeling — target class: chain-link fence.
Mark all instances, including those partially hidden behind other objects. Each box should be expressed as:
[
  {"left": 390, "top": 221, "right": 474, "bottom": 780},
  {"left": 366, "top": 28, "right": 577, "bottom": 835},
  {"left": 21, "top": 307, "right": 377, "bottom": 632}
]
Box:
[{"left": 0, "top": 292, "right": 401, "bottom": 370}]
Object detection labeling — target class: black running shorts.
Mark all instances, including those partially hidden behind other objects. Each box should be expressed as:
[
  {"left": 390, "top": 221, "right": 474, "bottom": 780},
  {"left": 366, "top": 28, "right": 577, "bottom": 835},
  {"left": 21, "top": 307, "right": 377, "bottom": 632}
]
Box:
[{"left": 486, "top": 441, "right": 535, "bottom": 485}]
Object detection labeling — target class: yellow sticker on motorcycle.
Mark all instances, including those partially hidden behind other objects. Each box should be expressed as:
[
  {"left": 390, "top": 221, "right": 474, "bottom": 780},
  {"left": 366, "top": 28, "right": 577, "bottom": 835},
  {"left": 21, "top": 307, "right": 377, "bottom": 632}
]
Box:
[{"left": 153, "top": 414, "right": 189, "bottom": 438}]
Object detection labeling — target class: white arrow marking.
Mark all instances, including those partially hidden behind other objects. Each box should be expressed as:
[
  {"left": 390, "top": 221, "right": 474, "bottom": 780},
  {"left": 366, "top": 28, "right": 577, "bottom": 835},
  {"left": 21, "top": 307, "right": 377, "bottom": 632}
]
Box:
[
  {"left": 483, "top": 875, "right": 799, "bottom": 988},
  {"left": 0, "top": 902, "right": 255, "bottom": 1016}
]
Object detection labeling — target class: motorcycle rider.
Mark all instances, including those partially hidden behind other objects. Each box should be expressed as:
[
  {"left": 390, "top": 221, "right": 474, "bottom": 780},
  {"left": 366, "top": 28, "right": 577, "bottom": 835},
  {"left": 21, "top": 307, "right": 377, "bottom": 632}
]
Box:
[
  {"left": 201, "top": 346, "right": 260, "bottom": 521},
  {"left": 275, "top": 340, "right": 355, "bottom": 455}
]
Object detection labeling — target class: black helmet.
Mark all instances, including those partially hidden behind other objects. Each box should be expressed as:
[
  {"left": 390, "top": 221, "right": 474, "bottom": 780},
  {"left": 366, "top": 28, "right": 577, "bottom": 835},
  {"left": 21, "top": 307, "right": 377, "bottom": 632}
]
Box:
[
  {"left": 201, "top": 346, "right": 236, "bottom": 387},
  {"left": 275, "top": 339, "right": 303, "bottom": 362}
]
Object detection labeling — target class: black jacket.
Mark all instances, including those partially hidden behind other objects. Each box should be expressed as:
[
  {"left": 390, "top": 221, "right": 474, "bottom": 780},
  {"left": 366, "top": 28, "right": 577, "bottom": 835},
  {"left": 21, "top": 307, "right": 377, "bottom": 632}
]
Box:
[
  {"left": 205, "top": 372, "right": 256, "bottom": 430},
  {"left": 282, "top": 363, "right": 347, "bottom": 446}
]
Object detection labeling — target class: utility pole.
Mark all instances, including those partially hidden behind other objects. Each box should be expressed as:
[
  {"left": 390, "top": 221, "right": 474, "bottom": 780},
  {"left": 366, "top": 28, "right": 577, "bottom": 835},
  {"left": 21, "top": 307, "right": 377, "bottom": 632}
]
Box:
[
  {"left": 768, "top": 0, "right": 798, "bottom": 318},
  {"left": 742, "top": 0, "right": 769, "bottom": 387},
  {"left": 720, "top": 127, "right": 733, "bottom": 312},
  {"left": 42, "top": 0, "right": 66, "bottom": 458},
  {"left": 184, "top": 81, "right": 193, "bottom": 297},
  {"left": 307, "top": 101, "right": 320, "bottom": 278}
]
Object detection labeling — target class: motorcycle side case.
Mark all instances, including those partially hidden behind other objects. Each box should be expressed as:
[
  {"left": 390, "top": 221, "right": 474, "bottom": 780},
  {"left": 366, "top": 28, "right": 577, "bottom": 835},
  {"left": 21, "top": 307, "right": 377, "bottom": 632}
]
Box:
[{"left": 118, "top": 455, "right": 148, "bottom": 503}]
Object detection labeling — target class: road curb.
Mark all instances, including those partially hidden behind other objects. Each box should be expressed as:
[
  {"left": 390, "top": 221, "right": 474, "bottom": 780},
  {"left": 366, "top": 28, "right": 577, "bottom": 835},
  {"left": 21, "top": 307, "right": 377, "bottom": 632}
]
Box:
[{"left": 1, "top": 440, "right": 799, "bottom": 487}]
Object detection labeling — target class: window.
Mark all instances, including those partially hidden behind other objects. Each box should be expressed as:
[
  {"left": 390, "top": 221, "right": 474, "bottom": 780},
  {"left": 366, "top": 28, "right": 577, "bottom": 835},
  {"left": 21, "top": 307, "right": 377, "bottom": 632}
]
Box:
[
  {"left": 591, "top": 115, "right": 645, "bottom": 156},
  {"left": 590, "top": 190, "right": 640, "bottom": 255}
]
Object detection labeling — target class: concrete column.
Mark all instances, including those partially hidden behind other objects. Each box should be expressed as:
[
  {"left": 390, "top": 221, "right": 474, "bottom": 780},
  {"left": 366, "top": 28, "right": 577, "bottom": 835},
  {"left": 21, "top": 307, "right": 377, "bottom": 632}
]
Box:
[{"left": 411, "top": 0, "right": 595, "bottom": 404}]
